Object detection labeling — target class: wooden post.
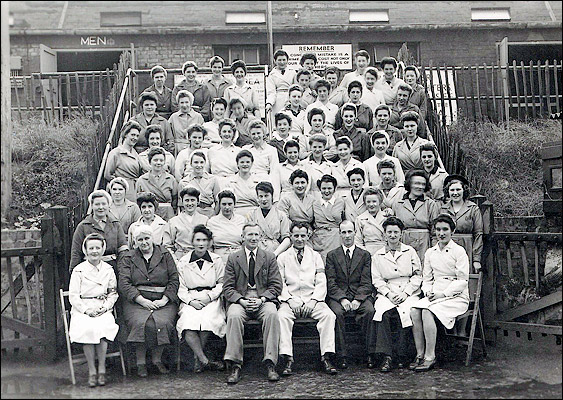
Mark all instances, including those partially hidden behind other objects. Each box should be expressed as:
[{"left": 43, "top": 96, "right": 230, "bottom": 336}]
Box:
[
  {"left": 545, "top": 60, "right": 551, "bottom": 115},
  {"left": 47, "top": 206, "right": 71, "bottom": 290},
  {"left": 41, "top": 214, "right": 58, "bottom": 362},
  {"left": 483, "top": 63, "right": 491, "bottom": 120},
  {"left": 521, "top": 61, "right": 529, "bottom": 121},
  {"left": 529, "top": 61, "right": 537, "bottom": 119},
  {"left": 553, "top": 60, "right": 561, "bottom": 113},
  {"left": 490, "top": 64, "right": 499, "bottom": 122},
  {"left": 537, "top": 61, "right": 545, "bottom": 117},
  {"left": 1, "top": 1, "right": 12, "bottom": 219},
  {"left": 474, "top": 66, "right": 483, "bottom": 121}
]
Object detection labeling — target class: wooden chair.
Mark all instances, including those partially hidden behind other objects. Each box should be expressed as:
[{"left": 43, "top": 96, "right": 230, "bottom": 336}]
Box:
[
  {"left": 445, "top": 272, "right": 487, "bottom": 366},
  {"left": 59, "top": 289, "right": 127, "bottom": 384}
]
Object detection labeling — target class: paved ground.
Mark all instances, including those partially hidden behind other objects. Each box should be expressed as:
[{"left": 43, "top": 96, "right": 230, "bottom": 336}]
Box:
[{"left": 2, "top": 332, "right": 561, "bottom": 399}]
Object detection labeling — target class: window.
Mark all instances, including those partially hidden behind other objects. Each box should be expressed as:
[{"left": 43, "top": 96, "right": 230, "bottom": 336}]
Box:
[
  {"left": 349, "top": 10, "right": 389, "bottom": 23},
  {"left": 225, "top": 12, "right": 266, "bottom": 24},
  {"left": 10, "top": 56, "right": 23, "bottom": 88},
  {"left": 100, "top": 11, "right": 142, "bottom": 27},
  {"left": 213, "top": 45, "right": 268, "bottom": 65},
  {"left": 359, "top": 42, "right": 420, "bottom": 65},
  {"left": 471, "top": 8, "right": 511, "bottom": 21}
]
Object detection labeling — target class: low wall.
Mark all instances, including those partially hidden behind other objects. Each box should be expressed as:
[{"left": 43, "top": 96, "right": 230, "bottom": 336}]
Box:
[
  {"left": 1, "top": 229, "right": 41, "bottom": 250},
  {"left": 495, "top": 215, "right": 562, "bottom": 233}
]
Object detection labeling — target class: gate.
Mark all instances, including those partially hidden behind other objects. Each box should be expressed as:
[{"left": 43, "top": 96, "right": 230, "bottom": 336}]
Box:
[{"left": 1, "top": 212, "right": 59, "bottom": 360}]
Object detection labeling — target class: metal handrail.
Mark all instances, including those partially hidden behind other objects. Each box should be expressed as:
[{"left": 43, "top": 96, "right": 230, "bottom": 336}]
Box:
[{"left": 93, "top": 68, "right": 133, "bottom": 192}]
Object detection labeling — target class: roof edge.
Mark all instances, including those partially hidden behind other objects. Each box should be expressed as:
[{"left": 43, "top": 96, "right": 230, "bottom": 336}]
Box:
[{"left": 9, "top": 21, "right": 562, "bottom": 36}]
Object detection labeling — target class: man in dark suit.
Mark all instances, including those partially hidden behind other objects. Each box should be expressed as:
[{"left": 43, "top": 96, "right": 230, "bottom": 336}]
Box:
[
  {"left": 325, "top": 220, "right": 377, "bottom": 369},
  {"left": 222, "top": 222, "right": 283, "bottom": 384}
]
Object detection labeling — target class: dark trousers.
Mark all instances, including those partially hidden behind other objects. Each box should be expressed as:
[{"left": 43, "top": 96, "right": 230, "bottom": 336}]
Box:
[
  {"left": 375, "top": 308, "right": 412, "bottom": 360},
  {"left": 327, "top": 298, "right": 376, "bottom": 357}
]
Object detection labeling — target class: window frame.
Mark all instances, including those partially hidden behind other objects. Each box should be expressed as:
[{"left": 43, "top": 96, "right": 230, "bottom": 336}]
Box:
[
  {"left": 471, "top": 8, "right": 511, "bottom": 22},
  {"left": 225, "top": 12, "right": 266, "bottom": 25},
  {"left": 349, "top": 9, "right": 389, "bottom": 23}
]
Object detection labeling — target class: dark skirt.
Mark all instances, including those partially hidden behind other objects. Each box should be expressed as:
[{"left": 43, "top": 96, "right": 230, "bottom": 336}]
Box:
[{"left": 121, "top": 300, "right": 178, "bottom": 347}]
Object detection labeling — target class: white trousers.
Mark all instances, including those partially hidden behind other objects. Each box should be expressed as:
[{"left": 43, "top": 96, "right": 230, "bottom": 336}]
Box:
[{"left": 278, "top": 301, "right": 336, "bottom": 357}]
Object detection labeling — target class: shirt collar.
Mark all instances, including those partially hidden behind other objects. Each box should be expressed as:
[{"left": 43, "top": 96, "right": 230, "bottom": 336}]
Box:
[
  {"left": 403, "top": 193, "right": 425, "bottom": 202},
  {"left": 342, "top": 244, "right": 356, "bottom": 255},
  {"left": 189, "top": 251, "right": 213, "bottom": 263},
  {"left": 244, "top": 246, "right": 257, "bottom": 260},
  {"left": 320, "top": 197, "right": 336, "bottom": 207}
]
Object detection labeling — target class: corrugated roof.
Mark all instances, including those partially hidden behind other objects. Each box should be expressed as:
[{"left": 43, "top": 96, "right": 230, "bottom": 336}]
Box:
[{"left": 8, "top": 1, "right": 562, "bottom": 33}]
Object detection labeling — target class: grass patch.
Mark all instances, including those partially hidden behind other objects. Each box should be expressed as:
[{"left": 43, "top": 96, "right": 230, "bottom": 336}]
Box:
[{"left": 448, "top": 118, "right": 562, "bottom": 217}]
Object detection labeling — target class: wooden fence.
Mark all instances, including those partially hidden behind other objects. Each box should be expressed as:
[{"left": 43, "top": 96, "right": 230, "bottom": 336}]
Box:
[
  {"left": 10, "top": 70, "right": 115, "bottom": 124},
  {"left": 1, "top": 212, "right": 59, "bottom": 360}
]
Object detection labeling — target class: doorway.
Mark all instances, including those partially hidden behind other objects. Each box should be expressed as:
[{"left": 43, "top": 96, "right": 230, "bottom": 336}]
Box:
[{"left": 57, "top": 50, "right": 123, "bottom": 72}]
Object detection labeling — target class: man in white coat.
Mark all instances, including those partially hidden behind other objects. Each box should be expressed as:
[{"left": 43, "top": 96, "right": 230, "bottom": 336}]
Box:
[{"left": 276, "top": 221, "right": 338, "bottom": 376}]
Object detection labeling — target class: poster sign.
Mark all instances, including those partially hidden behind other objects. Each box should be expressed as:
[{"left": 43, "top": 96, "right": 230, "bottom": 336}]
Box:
[
  {"left": 425, "top": 69, "right": 458, "bottom": 125},
  {"left": 282, "top": 44, "right": 353, "bottom": 70},
  {"left": 174, "top": 70, "right": 267, "bottom": 118}
]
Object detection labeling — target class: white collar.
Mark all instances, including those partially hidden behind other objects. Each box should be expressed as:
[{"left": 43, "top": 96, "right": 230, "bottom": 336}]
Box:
[
  {"left": 320, "top": 197, "right": 336, "bottom": 207},
  {"left": 244, "top": 246, "right": 257, "bottom": 261},
  {"left": 342, "top": 244, "right": 356, "bottom": 255}
]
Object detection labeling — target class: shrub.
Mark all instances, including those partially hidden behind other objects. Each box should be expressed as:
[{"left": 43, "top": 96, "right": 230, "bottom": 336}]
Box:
[
  {"left": 6, "top": 115, "right": 98, "bottom": 226},
  {"left": 447, "top": 118, "right": 562, "bottom": 217}
]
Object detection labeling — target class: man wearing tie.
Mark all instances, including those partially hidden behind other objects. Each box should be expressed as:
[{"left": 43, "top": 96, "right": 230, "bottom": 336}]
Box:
[
  {"left": 325, "top": 220, "right": 377, "bottom": 369},
  {"left": 222, "top": 222, "right": 283, "bottom": 384},
  {"left": 277, "top": 221, "right": 338, "bottom": 376}
]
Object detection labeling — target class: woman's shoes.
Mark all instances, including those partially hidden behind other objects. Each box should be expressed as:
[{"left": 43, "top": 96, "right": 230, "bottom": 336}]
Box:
[
  {"left": 408, "top": 355, "right": 424, "bottom": 370},
  {"left": 154, "top": 362, "right": 170, "bottom": 374},
  {"left": 414, "top": 358, "right": 437, "bottom": 372},
  {"left": 88, "top": 374, "right": 97, "bottom": 387},
  {"left": 97, "top": 373, "right": 106, "bottom": 386},
  {"left": 137, "top": 364, "right": 148, "bottom": 378}
]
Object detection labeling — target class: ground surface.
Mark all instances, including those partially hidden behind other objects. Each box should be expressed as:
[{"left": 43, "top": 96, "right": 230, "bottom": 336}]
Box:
[{"left": 1, "top": 332, "right": 561, "bottom": 399}]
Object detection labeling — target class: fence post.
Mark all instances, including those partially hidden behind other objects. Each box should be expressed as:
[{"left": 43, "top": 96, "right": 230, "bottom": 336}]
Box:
[
  {"left": 471, "top": 194, "right": 496, "bottom": 342},
  {"left": 41, "top": 214, "right": 58, "bottom": 361},
  {"left": 47, "top": 206, "right": 71, "bottom": 290}
]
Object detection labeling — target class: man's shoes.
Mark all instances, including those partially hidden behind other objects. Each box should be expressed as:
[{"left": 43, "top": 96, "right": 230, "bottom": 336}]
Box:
[
  {"left": 380, "top": 356, "right": 393, "bottom": 372},
  {"left": 281, "top": 359, "right": 294, "bottom": 376},
  {"left": 414, "top": 358, "right": 436, "bottom": 372},
  {"left": 337, "top": 356, "right": 348, "bottom": 369},
  {"left": 137, "top": 364, "right": 148, "bottom": 378},
  {"left": 227, "top": 365, "right": 242, "bottom": 384},
  {"left": 208, "top": 360, "right": 226, "bottom": 371},
  {"left": 321, "top": 358, "right": 338, "bottom": 375},
  {"left": 154, "top": 361, "right": 170, "bottom": 374},
  {"left": 367, "top": 354, "right": 376, "bottom": 369},
  {"left": 408, "top": 355, "right": 424, "bottom": 370},
  {"left": 266, "top": 362, "right": 280, "bottom": 382}
]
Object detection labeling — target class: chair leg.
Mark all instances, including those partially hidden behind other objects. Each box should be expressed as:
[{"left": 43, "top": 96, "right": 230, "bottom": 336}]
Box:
[
  {"left": 119, "top": 343, "right": 127, "bottom": 376},
  {"left": 465, "top": 309, "right": 480, "bottom": 366},
  {"left": 477, "top": 311, "right": 487, "bottom": 358}
]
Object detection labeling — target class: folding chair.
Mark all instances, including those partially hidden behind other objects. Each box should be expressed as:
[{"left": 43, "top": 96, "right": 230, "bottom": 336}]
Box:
[
  {"left": 445, "top": 272, "right": 487, "bottom": 366},
  {"left": 59, "top": 289, "right": 127, "bottom": 384}
]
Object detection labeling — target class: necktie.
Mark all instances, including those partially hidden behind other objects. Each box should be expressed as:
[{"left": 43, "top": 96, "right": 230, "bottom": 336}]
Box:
[
  {"left": 280, "top": 69, "right": 286, "bottom": 75},
  {"left": 297, "top": 249, "right": 303, "bottom": 264},
  {"left": 249, "top": 252, "right": 256, "bottom": 287},
  {"left": 196, "top": 260, "right": 204, "bottom": 270},
  {"left": 346, "top": 248, "right": 351, "bottom": 263}
]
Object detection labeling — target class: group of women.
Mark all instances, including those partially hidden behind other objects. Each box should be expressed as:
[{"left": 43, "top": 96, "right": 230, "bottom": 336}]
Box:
[{"left": 68, "top": 49, "right": 483, "bottom": 386}]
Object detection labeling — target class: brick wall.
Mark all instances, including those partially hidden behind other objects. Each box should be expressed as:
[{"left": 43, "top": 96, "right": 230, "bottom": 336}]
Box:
[
  {"left": 133, "top": 37, "right": 214, "bottom": 69},
  {"left": 1, "top": 229, "right": 41, "bottom": 249}
]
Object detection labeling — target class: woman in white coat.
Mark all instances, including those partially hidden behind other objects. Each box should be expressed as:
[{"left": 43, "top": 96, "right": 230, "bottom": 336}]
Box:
[
  {"left": 371, "top": 217, "right": 422, "bottom": 372},
  {"left": 176, "top": 224, "right": 226, "bottom": 373},
  {"left": 410, "top": 214, "right": 469, "bottom": 372},
  {"left": 68, "top": 233, "right": 119, "bottom": 387},
  {"left": 266, "top": 50, "right": 297, "bottom": 117}
]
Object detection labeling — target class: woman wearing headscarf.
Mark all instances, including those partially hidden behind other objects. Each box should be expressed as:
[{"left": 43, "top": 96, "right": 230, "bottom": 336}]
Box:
[
  {"left": 69, "top": 190, "right": 128, "bottom": 272},
  {"left": 119, "top": 224, "right": 179, "bottom": 377}
]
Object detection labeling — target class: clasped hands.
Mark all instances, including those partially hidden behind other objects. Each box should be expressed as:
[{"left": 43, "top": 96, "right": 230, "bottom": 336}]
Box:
[
  {"left": 288, "top": 298, "right": 318, "bottom": 318},
  {"left": 85, "top": 306, "right": 108, "bottom": 317},
  {"left": 136, "top": 295, "right": 169, "bottom": 310},
  {"left": 340, "top": 298, "right": 361, "bottom": 312},
  {"left": 426, "top": 291, "right": 446, "bottom": 301},
  {"left": 239, "top": 297, "right": 265, "bottom": 312},
  {"left": 188, "top": 293, "right": 212, "bottom": 310},
  {"left": 386, "top": 291, "right": 408, "bottom": 305}
]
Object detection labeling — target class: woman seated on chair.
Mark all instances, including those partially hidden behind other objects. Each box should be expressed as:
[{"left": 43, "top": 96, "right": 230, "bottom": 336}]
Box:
[
  {"left": 118, "top": 224, "right": 179, "bottom": 378},
  {"left": 68, "top": 233, "right": 119, "bottom": 387},
  {"left": 176, "top": 224, "right": 226, "bottom": 373},
  {"left": 409, "top": 214, "right": 469, "bottom": 372}
]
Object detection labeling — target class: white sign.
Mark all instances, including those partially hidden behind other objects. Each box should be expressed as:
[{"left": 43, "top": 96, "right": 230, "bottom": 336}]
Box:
[
  {"left": 282, "top": 44, "right": 353, "bottom": 70},
  {"left": 425, "top": 70, "right": 458, "bottom": 125},
  {"left": 174, "top": 71, "right": 267, "bottom": 118}
]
